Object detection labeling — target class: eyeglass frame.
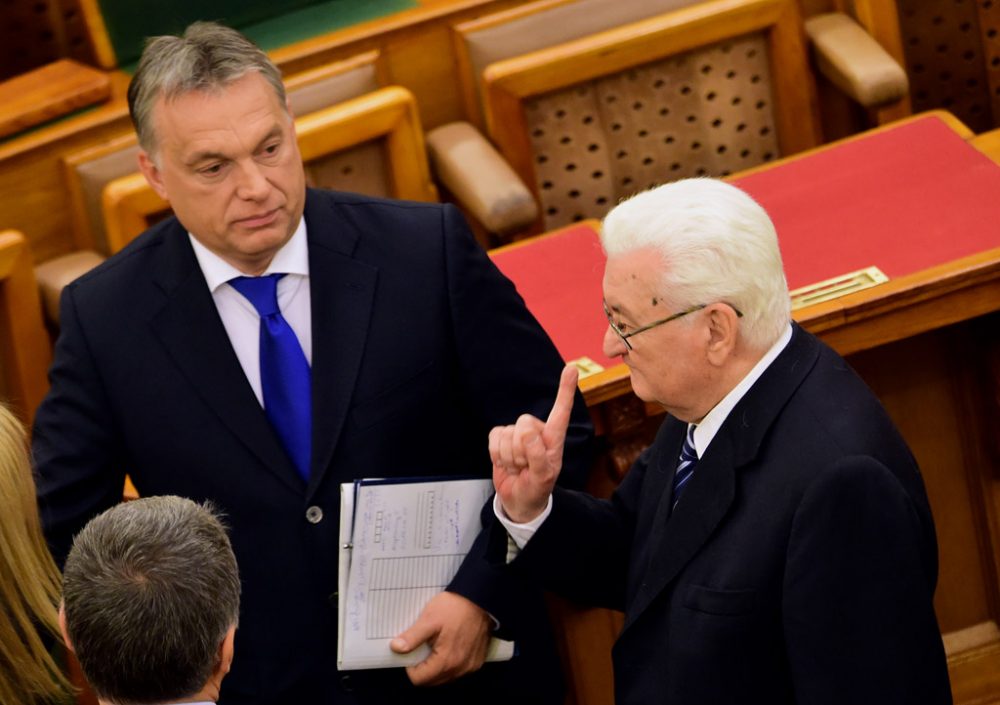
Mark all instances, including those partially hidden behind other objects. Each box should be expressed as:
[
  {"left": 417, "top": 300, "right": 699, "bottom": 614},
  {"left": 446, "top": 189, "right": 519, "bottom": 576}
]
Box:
[{"left": 603, "top": 300, "right": 744, "bottom": 351}]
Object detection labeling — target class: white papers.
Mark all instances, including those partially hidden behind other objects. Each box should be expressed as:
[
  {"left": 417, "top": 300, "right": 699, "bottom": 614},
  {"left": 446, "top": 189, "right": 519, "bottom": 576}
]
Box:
[{"left": 337, "top": 478, "right": 515, "bottom": 670}]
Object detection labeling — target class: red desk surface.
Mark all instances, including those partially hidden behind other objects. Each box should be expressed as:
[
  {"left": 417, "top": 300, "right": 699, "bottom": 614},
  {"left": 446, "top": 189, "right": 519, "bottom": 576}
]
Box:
[
  {"left": 492, "top": 224, "right": 613, "bottom": 368},
  {"left": 491, "top": 115, "right": 1000, "bottom": 367}
]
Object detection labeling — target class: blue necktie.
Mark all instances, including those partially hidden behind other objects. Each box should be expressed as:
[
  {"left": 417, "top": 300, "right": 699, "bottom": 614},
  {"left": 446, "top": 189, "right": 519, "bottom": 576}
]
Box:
[
  {"left": 229, "top": 274, "right": 311, "bottom": 481},
  {"left": 672, "top": 424, "right": 698, "bottom": 508}
]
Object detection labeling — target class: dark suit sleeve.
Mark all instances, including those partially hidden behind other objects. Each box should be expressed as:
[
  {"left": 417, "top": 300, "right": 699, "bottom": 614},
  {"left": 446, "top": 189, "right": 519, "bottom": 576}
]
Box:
[
  {"left": 782, "top": 456, "right": 952, "bottom": 705},
  {"left": 32, "top": 285, "right": 127, "bottom": 564},
  {"left": 476, "top": 443, "right": 655, "bottom": 615},
  {"left": 436, "top": 204, "right": 595, "bottom": 627}
]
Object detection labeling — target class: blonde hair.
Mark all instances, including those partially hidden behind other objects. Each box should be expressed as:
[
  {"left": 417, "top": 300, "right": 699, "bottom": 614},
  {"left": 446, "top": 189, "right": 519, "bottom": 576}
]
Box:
[{"left": 0, "top": 404, "right": 73, "bottom": 704}]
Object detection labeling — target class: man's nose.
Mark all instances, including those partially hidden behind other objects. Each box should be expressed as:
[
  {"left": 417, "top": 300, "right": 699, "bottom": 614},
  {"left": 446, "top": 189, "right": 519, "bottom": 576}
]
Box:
[
  {"left": 603, "top": 325, "right": 626, "bottom": 358},
  {"left": 235, "top": 160, "right": 270, "bottom": 200}
]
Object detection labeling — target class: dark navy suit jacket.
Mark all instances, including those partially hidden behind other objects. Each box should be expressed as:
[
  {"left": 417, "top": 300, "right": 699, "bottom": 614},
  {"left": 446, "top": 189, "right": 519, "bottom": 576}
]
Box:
[
  {"left": 34, "top": 189, "right": 593, "bottom": 705},
  {"left": 490, "top": 325, "right": 951, "bottom": 705}
]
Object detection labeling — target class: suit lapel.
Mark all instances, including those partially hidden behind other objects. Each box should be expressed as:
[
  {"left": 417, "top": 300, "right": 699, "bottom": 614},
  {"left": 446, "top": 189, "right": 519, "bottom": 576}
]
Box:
[
  {"left": 624, "top": 431, "right": 737, "bottom": 630},
  {"left": 623, "top": 325, "right": 821, "bottom": 632},
  {"left": 302, "top": 192, "right": 378, "bottom": 497},
  {"left": 149, "top": 221, "right": 301, "bottom": 492}
]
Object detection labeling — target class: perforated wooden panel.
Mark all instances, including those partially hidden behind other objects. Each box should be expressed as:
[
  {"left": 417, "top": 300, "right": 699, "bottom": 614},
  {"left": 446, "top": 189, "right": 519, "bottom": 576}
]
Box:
[
  {"left": 1, "top": 0, "right": 63, "bottom": 79},
  {"left": 524, "top": 33, "right": 779, "bottom": 230},
  {"left": 896, "top": 0, "right": 1000, "bottom": 132},
  {"left": 0, "top": 0, "right": 95, "bottom": 79},
  {"left": 60, "top": 0, "right": 100, "bottom": 65},
  {"left": 981, "top": 0, "right": 1000, "bottom": 125},
  {"left": 304, "top": 141, "right": 391, "bottom": 198}
]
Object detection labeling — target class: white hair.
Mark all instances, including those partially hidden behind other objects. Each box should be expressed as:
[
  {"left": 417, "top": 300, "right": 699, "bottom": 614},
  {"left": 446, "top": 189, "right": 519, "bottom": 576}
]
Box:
[{"left": 600, "top": 178, "right": 791, "bottom": 350}]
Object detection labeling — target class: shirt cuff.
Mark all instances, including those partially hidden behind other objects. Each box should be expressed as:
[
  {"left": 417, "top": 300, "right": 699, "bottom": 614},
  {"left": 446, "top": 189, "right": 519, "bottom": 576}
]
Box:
[{"left": 493, "top": 493, "right": 554, "bottom": 558}]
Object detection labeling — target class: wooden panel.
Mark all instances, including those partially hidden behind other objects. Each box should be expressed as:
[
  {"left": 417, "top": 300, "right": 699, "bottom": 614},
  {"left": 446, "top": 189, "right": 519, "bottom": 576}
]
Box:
[
  {"left": 0, "top": 69, "right": 133, "bottom": 264},
  {"left": 0, "top": 0, "right": 71, "bottom": 79},
  {"left": 847, "top": 315, "right": 1000, "bottom": 705},
  {"left": 0, "top": 230, "right": 52, "bottom": 426},
  {"left": 848, "top": 327, "right": 992, "bottom": 633},
  {"left": 383, "top": 25, "right": 467, "bottom": 129},
  {"left": 892, "top": 0, "right": 997, "bottom": 131},
  {"left": 0, "top": 60, "right": 111, "bottom": 139}
]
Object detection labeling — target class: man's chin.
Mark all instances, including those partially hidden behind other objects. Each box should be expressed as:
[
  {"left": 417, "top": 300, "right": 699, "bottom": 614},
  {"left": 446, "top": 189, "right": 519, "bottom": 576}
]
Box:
[{"left": 627, "top": 370, "right": 651, "bottom": 402}]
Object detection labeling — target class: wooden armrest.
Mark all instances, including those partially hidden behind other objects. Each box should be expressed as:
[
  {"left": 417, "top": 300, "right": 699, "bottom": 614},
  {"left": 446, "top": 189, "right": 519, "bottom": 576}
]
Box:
[
  {"left": 805, "top": 13, "right": 908, "bottom": 109},
  {"left": 0, "top": 60, "right": 112, "bottom": 139},
  {"left": 34, "top": 250, "right": 106, "bottom": 326},
  {"left": 426, "top": 121, "right": 538, "bottom": 236}
]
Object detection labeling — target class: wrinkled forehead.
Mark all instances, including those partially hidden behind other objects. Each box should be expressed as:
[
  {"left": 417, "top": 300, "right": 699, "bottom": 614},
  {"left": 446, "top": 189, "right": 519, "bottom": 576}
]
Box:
[
  {"left": 602, "top": 247, "right": 669, "bottom": 310},
  {"left": 149, "top": 74, "right": 290, "bottom": 147}
]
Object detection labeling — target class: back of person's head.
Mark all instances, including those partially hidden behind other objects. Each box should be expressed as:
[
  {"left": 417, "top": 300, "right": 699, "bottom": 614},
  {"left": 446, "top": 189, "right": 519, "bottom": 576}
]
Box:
[
  {"left": 127, "top": 21, "right": 286, "bottom": 155},
  {"left": 601, "top": 177, "right": 791, "bottom": 351},
  {"left": 62, "top": 495, "right": 240, "bottom": 704},
  {"left": 0, "top": 404, "right": 72, "bottom": 705}
]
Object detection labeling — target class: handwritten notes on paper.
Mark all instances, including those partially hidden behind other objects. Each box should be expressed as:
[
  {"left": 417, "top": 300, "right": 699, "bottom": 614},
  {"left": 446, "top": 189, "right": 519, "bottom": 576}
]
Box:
[{"left": 337, "top": 478, "right": 514, "bottom": 670}]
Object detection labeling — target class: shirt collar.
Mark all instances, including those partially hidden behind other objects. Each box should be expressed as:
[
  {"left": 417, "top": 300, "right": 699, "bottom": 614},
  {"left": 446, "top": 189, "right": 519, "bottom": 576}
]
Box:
[
  {"left": 689, "top": 323, "right": 793, "bottom": 458},
  {"left": 188, "top": 215, "right": 309, "bottom": 293}
]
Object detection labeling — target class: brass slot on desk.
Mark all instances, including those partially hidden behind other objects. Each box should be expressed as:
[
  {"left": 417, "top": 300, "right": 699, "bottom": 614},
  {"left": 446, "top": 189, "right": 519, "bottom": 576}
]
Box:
[
  {"left": 569, "top": 357, "right": 604, "bottom": 380},
  {"left": 790, "top": 266, "right": 888, "bottom": 310}
]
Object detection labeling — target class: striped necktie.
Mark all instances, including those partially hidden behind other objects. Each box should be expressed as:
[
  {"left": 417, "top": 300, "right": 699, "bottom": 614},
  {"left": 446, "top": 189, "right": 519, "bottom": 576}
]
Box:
[
  {"left": 229, "top": 274, "right": 312, "bottom": 481},
  {"left": 672, "top": 424, "right": 698, "bottom": 508}
]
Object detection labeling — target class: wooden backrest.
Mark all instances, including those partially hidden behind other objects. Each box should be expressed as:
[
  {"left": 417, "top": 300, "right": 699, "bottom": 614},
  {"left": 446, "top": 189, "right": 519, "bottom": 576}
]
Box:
[
  {"left": 453, "top": 0, "right": 707, "bottom": 128},
  {"left": 102, "top": 85, "right": 436, "bottom": 252},
  {"left": 843, "top": 0, "right": 1000, "bottom": 132},
  {"left": 60, "top": 51, "right": 383, "bottom": 256},
  {"left": 481, "top": 0, "right": 821, "bottom": 230},
  {"left": 0, "top": 230, "right": 51, "bottom": 425},
  {"left": 75, "top": 0, "right": 415, "bottom": 70}
]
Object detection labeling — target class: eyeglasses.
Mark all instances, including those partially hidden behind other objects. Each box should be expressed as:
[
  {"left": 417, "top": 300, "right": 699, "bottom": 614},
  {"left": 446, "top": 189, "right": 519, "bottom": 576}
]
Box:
[{"left": 603, "top": 301, "right": 743, "bottom": 351}]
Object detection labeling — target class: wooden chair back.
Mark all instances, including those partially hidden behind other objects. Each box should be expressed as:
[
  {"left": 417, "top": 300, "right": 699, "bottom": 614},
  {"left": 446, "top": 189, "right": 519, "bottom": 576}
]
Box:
[
  {"left": 0, "top": 230, "right": 51, "bottom": 425},
  {"left": 73, "top": 0, "right": 414, "bottom": 70},
  {"left": 102, "top": 85, "right": 436, "bottom": 252},
  {"left": 841, "top": 0, "right": 1000, "bottom": 132},
  {"left": 480, "top": 0, "right": 821, "bottom": 231},
  {"left": 452, "top": 0, "right": 708, "bottom": 129}
]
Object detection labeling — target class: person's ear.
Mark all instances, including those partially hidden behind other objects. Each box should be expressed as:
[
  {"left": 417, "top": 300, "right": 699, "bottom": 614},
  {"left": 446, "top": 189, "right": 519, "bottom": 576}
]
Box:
[
  {"left": 137, "top": 149, "right": 169, "bottom": 200},
  {"left": 704, "top": 304, "right": 740, "bottom": 366},
  {"left": 58, "top": 602, "right": 75, "bottom": 652},
  {"left": 217, "top": 625, "right": 237, "bottom": 677}
]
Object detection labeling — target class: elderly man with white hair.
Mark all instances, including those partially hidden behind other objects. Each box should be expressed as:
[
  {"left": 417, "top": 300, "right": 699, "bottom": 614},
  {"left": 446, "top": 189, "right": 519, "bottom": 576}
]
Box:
[{"left": 487, "top": 178, "right": 952, "bottom": 705}]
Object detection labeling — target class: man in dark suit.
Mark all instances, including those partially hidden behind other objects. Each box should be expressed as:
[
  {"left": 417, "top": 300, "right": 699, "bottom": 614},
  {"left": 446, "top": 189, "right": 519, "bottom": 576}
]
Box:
[
  {"left": 61, "top": 496, "right": 240, "bottom": 705},
  {"left": 488, "top": 178, "right": 952, "bottom": 704},
  {"left": 33, "top": 21, "right": 592, "bottom": 705}
]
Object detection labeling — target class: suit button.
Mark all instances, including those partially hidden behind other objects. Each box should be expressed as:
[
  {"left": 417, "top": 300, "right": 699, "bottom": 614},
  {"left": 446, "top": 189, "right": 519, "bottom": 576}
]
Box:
[{"left": 305, "top": 505, "right": 323, "bottom": 524}]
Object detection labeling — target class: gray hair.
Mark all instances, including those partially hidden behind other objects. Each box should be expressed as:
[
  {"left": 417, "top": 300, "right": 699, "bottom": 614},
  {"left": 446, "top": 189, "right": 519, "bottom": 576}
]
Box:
[
  {"left": 127, "top": 21, "right": 287, "bottom": 154},
  {"left": 601, "top": 178, "right": 791, "bottom": 351},
  {"left": 62, "top": 496, "right": 240, "bottom": 704}
]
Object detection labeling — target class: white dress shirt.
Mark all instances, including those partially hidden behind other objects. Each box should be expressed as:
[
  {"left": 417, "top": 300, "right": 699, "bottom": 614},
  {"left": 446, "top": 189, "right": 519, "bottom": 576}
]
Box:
[
  {"left": 497, "top": 322, "right": 794, "bottom": 550},
  {"left": 187, "top": 217, "right": 312, "bottom": 407}
]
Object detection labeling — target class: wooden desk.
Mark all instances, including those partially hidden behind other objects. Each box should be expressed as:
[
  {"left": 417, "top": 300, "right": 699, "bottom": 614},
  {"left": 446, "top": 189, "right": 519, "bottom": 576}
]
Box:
[{"left": 491, "top": 110, "right": 1000, "bottom": 705}]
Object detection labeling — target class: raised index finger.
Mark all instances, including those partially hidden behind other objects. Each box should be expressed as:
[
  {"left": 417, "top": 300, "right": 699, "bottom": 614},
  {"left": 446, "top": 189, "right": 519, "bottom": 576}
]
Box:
[{"left": 544, "top": 364, "right": 579, "bottom": 443}]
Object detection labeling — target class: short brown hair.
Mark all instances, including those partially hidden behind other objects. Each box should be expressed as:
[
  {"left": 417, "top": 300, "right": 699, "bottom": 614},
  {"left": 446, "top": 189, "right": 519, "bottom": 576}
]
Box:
[{"left": 127, "top": 21, "right": 287, "bottom": 154}]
